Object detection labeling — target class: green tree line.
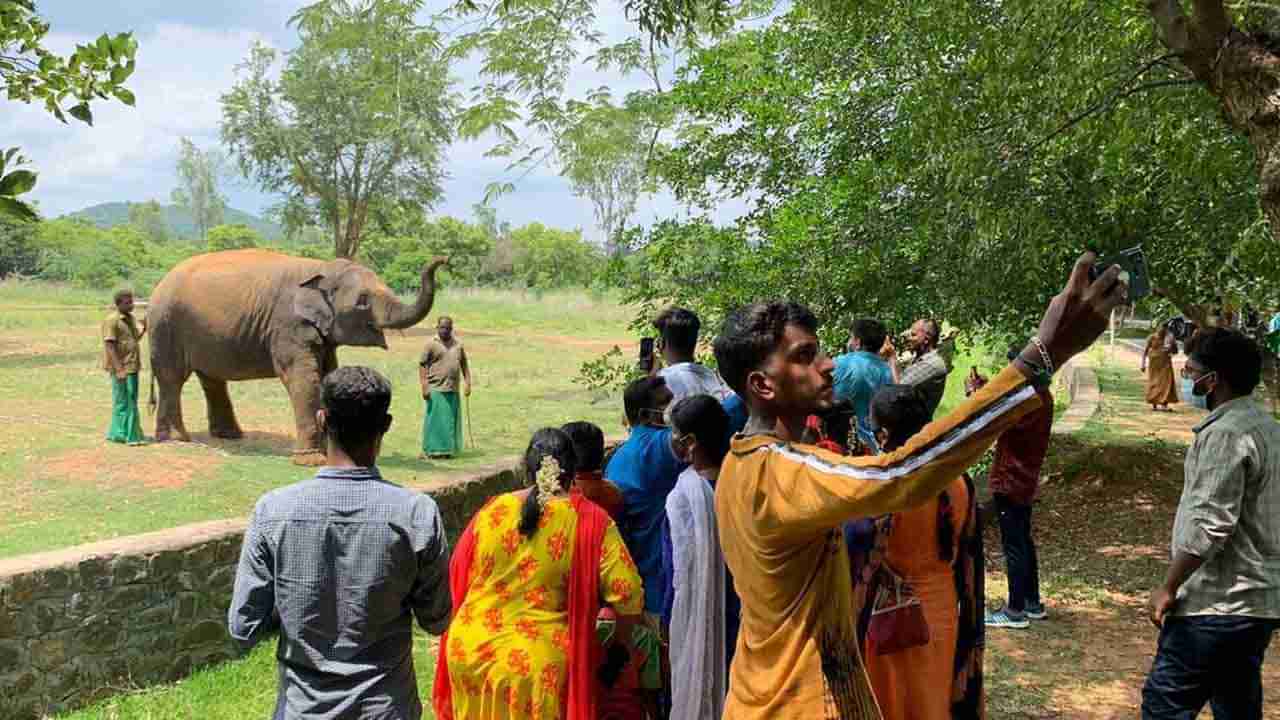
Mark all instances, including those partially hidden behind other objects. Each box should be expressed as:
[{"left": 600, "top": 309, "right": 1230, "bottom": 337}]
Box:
[{"left": 0, "top": 209, "right": 607, "bottom": 296}]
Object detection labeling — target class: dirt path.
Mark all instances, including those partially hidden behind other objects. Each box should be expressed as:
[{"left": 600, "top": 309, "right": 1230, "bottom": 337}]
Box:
[{"left": 982, "top": 343, "right": 1280, "bottom": 718}]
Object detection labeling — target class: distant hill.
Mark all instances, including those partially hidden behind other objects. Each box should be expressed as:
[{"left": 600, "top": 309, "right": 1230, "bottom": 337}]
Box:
[{"left": 64, "top": 202, "right": 284, "bottom": 241}]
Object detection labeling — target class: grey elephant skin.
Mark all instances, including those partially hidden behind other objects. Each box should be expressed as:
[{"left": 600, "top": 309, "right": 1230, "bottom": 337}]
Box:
[{"left": 147, "top": 249, "right": 446, "bottom": 465}]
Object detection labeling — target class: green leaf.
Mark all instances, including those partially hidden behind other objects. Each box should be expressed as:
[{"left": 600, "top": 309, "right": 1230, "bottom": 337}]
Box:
[
  {"left": 113, "top": 87, "right": 136, "bottom": 106},
  {"left": 0, "top": 196, "right": 39, "bottom": 222},
  {"left": 67, "top": 102, "right": 93, "bottom": 125},
  {"left": 0, "top": 169, "right": 38, "bottom": 196}
]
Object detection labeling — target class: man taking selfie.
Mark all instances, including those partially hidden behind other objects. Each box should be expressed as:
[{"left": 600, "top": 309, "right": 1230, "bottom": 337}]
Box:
[{"left": 712, "top": 253, "right": 1125, "bottom": 719}]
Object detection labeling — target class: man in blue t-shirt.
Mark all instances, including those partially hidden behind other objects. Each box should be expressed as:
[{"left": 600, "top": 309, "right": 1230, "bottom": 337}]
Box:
[
  {"left": 831, "top": 318, "right": 895, "bottom": 448},
  {"left": 606, "top": 375, "right": 683, "bottom": 613}
]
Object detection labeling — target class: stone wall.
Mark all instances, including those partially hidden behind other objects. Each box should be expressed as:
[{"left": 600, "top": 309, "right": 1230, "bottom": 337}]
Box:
[{"left": 0, "top": 465, "right": 526, "bottom": 720}]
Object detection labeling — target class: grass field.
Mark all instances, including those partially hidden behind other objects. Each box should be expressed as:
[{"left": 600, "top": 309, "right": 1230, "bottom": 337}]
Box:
[{"left": 0, "top": 281, "right": 638, "bottom": 559}]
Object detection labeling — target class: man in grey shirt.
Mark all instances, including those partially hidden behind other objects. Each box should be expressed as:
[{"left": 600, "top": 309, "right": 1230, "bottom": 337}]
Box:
[
  {"left": 1143, "top": 328, "right": 1280, "bottom": 719},
  {"left": 899, "top": 318, "right": 952, "bottom": 417},
  {"left": 229, "top": 366, "right": 451, "bottom": 720}
]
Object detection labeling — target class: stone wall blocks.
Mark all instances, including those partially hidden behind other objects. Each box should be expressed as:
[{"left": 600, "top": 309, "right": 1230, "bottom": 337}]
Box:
[
  {"left": 0, "top": 637, "right": 27, "bottom": 673},
  {"left": 110, "top": 555, "right": 148, "bottom": 585},
  {"left": 178, "top": 619, "right": 228, "bottom": 650},
  {"left": 147, "top": 549, "right": 183, "bottom": 577},
  {"left": 77, "top": 556, "right": 112, "bottom": 592},
  {"left": 78, "top": 614, "right": 123, "bottom": 654},
  {"left": 182, "top": 544, "right": 218, "bottom": 570}
]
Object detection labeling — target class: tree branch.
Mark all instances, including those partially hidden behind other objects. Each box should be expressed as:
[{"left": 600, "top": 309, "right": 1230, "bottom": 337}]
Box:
[
  {"left": 1023, "top": 75, "right": 1196, "bottom": 156},
  {"left": 1149, "top": 0, "right": 1193, "bottom": 54},
  {"left": 1192, "top": 0, "right": 1232, "bottom": 45}
]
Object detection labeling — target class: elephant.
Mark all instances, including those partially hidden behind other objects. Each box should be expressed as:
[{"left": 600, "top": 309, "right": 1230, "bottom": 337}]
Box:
[{"left": 147, "top": 249, "right": 446, "bottom": 465}]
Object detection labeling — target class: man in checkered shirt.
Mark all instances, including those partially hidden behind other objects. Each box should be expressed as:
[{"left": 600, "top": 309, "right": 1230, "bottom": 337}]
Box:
[
  {"left": 229, "top": 366, "right": 451, "bottom": 720},
  {"left": 1143, "top": 328, "right": 1280, "bottom": 719}
]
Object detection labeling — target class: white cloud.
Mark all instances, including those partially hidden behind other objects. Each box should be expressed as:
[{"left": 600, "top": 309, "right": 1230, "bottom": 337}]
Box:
[{"left": 9, "top": 3, "right": 749, "bottom": 240}]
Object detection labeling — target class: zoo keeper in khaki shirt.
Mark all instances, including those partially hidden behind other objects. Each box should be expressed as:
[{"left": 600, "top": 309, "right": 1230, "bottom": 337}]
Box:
[
  {"left": 419, "top": 315, "right": 471, "bottom": 459},
  {"left": 102, "top": 288, "right": 146, "bottom": 445},
  {"left": 710, "top": 254, "right": 1125, "bottom": 720}
]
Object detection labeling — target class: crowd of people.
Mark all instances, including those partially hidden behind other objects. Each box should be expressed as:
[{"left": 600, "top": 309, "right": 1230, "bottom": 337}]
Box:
[{"left": 223, "top": 254, "right": 1280, "bottom": 720}]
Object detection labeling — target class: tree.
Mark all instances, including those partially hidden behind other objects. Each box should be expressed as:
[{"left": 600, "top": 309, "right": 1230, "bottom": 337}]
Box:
[
  {"left": 626, "top": 0, "right": 1269, "bottom": 346},
  {"left": 127, "top": 200, "right": 169, "bottom": 244},
  {"left": 171, "top": 138, "right": 227, "bottom": 241},
  {"left": 559, "top": 95, "right": 654, "bottom": 254},
  {"left": 206, "top": 223, "right": 262, "bottom": 252},
  {"left": 443, "top": 1, "right": 765, "bottom": 244},
  {"left": 221, "top": 0, "right": 454, "bottom": 260},
  {"left": 1146, "top": 1, "right": 1280, "bottom": 250},
  {"left": 509, "top": 222, "right": 601, "bottom": 288},
  {"left": 0, "top": 0, "right": 137, "bottom": 219},
  {"left": 0, "top": 212, "right": 38, "bottom": 277}
]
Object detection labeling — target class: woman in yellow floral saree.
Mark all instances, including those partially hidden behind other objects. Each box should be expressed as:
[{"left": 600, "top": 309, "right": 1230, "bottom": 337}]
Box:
[{"left": 434, "top": 428, "right": 644, "bottom": 720}]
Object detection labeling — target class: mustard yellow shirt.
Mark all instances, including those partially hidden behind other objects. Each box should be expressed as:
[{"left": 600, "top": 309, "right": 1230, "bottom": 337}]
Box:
[{"left": 716, "top": 366, "right": 1040, "bottom": 720}]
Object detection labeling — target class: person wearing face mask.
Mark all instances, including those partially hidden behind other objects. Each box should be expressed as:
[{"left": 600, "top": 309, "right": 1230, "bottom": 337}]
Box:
[
  {"left": 1143, "top": 328, "right": 1280, "bottom": 720},
  {"left": 604, "top": 375, "right": 686, "bottom": 710},
  {"left": 660, "top": 395, "right": 731, "bottom": 720}
]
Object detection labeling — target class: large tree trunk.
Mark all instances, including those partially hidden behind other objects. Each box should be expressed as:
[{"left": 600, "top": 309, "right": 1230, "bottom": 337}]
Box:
[{"left": 1150, "top": 0, "right": 1280, "bottom": 238}]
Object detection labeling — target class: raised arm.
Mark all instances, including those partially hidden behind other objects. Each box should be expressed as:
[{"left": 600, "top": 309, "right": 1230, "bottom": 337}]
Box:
[{"left": 755, "top": 366, "right": 1041, "bottom": 539}]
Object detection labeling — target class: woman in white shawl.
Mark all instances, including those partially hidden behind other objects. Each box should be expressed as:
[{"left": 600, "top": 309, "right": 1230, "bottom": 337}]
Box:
[{"left": 662, "top": 394, "right": 729, "bottom": 720}]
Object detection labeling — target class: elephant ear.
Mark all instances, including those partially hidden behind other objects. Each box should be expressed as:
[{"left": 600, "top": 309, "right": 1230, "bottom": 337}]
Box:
[{"left": 294, "top": 274, "right": 336, "bottom": 341}]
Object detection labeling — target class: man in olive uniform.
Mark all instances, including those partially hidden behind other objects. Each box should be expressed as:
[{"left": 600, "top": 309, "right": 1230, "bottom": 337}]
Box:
[
  {"left": 419, "top": 316, "right": 471, "bottom": 458},
  {"left": 103, "top": 289, "right": 147, "bottom": 445}
]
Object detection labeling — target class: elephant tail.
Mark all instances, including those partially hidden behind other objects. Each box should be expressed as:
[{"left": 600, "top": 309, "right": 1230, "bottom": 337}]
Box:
[{"left": 148, "top": 369, "right": 157, "bottom": 413}]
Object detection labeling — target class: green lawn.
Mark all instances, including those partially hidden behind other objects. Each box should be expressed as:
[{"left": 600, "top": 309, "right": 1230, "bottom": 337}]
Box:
[
  {"left": 58, "top": 632, "right": 439, "bottom": 720},
  {"left": 0, "top": 281, "right": 637, "bottom": 558}
]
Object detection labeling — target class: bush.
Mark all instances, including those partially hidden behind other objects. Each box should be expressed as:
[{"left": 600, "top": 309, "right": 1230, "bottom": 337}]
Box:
[
  {"left": 0, "top": 214, "right": 39, "bottom": 278},
  {"left": 207, "top": 224, "right": 262, "bottom": 252}
]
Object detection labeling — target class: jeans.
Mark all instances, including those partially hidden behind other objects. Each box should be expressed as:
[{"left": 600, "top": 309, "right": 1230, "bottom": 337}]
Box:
[
  {"left": 1142, "top": 615, "right": 1278, "bottom": 719},
  {"left": 994, "top": 493, "right": 1040, "bottom": 612}
]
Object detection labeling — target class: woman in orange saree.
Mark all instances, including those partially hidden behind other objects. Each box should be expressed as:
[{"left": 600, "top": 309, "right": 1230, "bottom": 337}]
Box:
[
  {"left": 863, "top": 386, "right": 985, "bottom": 720},
  {"left": 1142, "top": 325, "right": 1179, "bottom": 411}
]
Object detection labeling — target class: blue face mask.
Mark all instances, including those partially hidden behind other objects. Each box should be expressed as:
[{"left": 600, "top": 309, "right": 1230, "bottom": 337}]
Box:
[{"left": 1182, "top": 372, "right": 1216, "bottom": 410}]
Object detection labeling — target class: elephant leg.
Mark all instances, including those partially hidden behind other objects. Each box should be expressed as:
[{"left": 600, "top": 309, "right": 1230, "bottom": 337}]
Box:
[
  {"left": 153, "top": 368, "right": 191, "bottom": 443},
  {"left": 198, "top": 373, "right": 244, "bottom": 439},
  {"left": 280, "top": 356, "right": 326, "bottom": 466}
]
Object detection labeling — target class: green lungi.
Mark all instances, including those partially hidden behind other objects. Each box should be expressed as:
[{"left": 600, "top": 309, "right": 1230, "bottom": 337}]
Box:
[
  {"left": 422, "top": 390, "right": 462, "bottom": 457},
  {"left": 107, "top": 373, "right": 143, "bottom": 444}
]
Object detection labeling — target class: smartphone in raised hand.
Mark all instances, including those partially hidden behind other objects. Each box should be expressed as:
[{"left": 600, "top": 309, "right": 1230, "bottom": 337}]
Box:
[{"left": 1090, "top": 245, "right": 1151, "bottom": 300}]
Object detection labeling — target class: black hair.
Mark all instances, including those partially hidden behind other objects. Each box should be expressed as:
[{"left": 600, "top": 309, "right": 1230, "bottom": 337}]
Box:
[
  {"left": 669, "top": 394, "right": 731, "bottom": 465},
  {"left": 1187, "top": 327, "right": 1262, "bottom": 395},
  {"left": 518, "top": 428, "right": 577, "bottom": 537},
  {"left": 321, "top": 366, "right": 392, "bottom": 450},
  {"left": 869, "top": 384, "right": 955, "bottom": 561},
  {"left": 713, "top": 301, "right": 818, "bottom": 398},
  {"left": 920, "top": 319, "right": 941, "bottom": 346},
  {"left": 561, "top": 421, "right": 605, "bottom": 473},
  {"left": 654, "top": 307, "right": 702, "bottom": 356},
  {"left": 851, "top": 319, "right": 887, "bottom": 354},
  {"left": 1007, "top": 342, "right": 1023, "bottom": 363},
  {"left": 869, "top": 384, "right": 931, "bottom": 452},
  {"left": 113, "top": 288, "right": 135, "bottom": 305},
  {"left": 623, "top": 376, "right": 668, "bottom": 425}
]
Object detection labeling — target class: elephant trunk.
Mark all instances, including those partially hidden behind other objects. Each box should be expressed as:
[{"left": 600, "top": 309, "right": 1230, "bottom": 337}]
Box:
[{"left": 376, "top": 257, "right": 448, "bottom": 330}]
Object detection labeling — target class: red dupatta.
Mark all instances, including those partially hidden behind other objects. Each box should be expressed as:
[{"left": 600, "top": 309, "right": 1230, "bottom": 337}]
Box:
[{"left": 432, "top": 493, "right": 609, "bottom": 720}]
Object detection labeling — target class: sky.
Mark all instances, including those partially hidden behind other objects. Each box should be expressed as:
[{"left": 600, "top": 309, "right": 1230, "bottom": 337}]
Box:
[{"left": 4, "top": 1, "right": 747, "bottom": 241}]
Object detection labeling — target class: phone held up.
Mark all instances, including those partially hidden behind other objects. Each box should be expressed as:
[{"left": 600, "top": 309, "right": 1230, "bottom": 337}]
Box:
[
  {"left": 638, "top": 337, "right": 656, "bottom": 373},
  {"left": 1088, "top": 245, "right": 1150, "bottom": 300}
]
